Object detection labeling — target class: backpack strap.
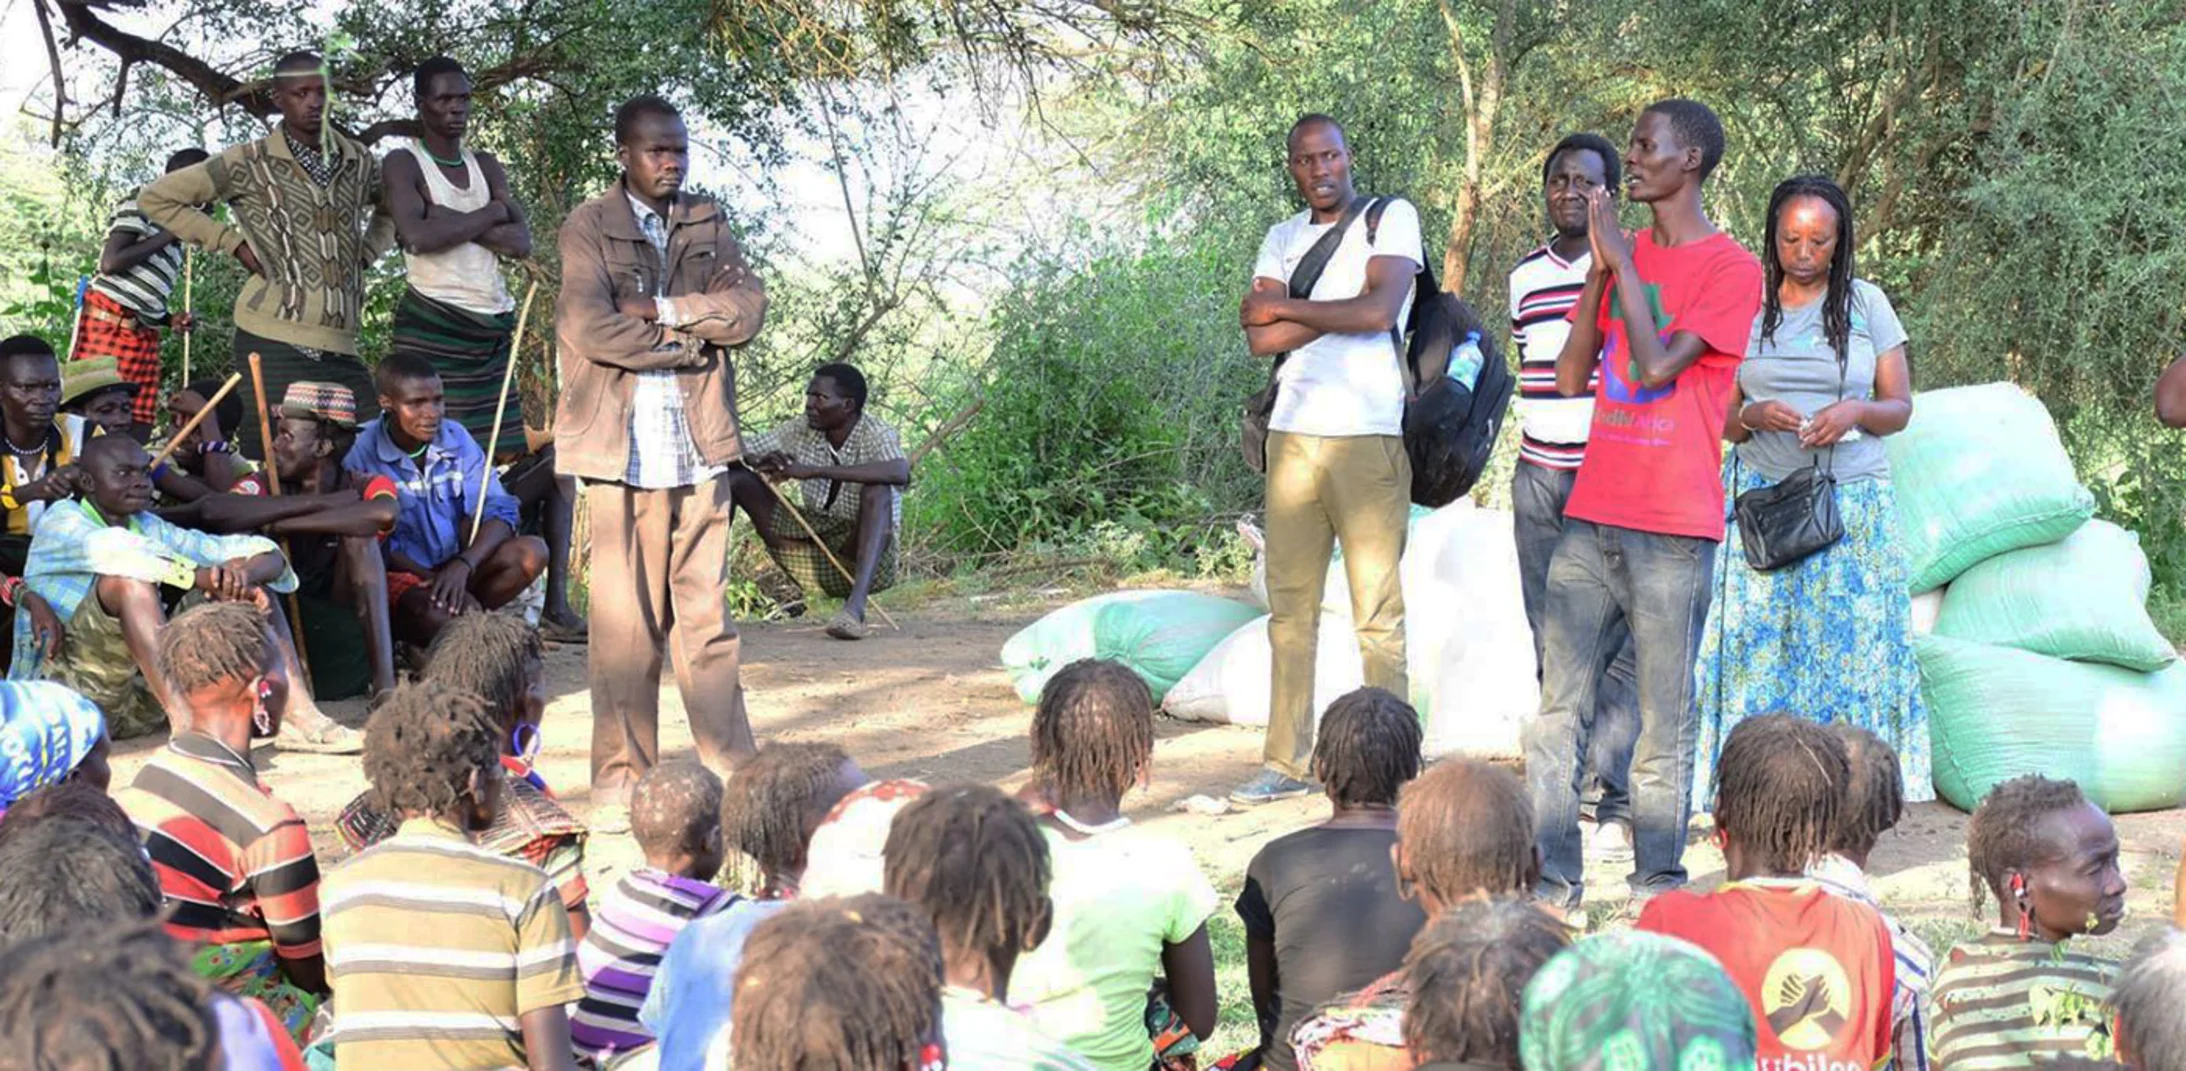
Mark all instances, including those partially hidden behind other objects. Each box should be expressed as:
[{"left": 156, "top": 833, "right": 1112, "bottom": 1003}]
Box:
[{"left": 1285, "top": 194, "right": 1378, "bottom": 300}]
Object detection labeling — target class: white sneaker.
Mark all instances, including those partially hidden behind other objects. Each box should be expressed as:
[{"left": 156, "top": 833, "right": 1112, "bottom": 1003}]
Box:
[{"left": 1587, "top": 819, "right": 1635, "bottom": 863}]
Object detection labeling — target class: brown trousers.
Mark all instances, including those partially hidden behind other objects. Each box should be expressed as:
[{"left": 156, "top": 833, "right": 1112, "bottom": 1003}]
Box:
[{"left": 587, "top": 479, "right": 756, "bottom": 802}]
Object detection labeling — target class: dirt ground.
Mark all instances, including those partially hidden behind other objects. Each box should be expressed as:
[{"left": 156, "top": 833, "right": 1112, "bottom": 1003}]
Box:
[{"left": 105, "top": 592, "right": 2186, "bottom": 1035}]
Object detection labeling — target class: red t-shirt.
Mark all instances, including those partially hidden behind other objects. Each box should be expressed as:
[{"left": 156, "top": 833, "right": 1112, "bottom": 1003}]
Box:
[
  {"left": 1638, "top": 880, "right": 1896, "bottom": 1071},
  {"left": 1564, "top": 230, "right": 1762, "bottom": 540}
]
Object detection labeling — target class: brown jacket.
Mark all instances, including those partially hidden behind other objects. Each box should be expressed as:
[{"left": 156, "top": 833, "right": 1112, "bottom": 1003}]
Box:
[{"left": 553, "top": 181, "right": 767, "bottom": 482}]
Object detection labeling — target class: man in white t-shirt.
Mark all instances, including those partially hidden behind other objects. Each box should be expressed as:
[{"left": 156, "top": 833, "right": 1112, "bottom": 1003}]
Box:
[{"left": 1233, "top": 114, "right": 1421, "bottom": 804}]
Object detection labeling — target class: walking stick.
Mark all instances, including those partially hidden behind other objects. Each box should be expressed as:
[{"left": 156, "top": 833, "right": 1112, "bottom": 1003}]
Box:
[
  {"left": 471, "top": 281, "right": 537, "bottom": 544},
  {"left": 246, "top": 352, "right": 315, "bottom": 691},
  {"left": 146, "top": 371, "right": 244, "bottom": 470},
  {"left": 760, "top": 476, "right": 901, "bottom": 631},
  {"left": 180, "top": 249, "right": 194, "bottom": 383}
]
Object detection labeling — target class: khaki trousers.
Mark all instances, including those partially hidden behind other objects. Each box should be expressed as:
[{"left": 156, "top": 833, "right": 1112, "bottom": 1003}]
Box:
[
  {"left": 588, "top": 479, "right": 756, "bottom": 803},
  {"left": 1263, "top": 430, "right": 1410, "bottom": 778}
]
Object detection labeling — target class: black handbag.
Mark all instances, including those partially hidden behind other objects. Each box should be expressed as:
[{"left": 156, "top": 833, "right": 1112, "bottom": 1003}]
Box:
[
  {"left": 1240, "top": 196, "right": 1379, "bottom": 473},
  {"left": 1732, "top": 345, "right": 1849, "bottom": 571}
]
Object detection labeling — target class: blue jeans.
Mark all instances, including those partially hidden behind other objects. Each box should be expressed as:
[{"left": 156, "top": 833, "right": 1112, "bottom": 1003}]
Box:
[
  {"left": 1511, "top": 462, "right": 1639, "bottom": 827},
  {"left": 1524, "top": 518, "right": 1714, "bottom": 904}
]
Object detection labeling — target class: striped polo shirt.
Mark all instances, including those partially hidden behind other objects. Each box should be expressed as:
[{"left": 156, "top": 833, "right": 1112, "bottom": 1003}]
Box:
[
  {"left": 321, "top": 817, "right": 585, "bottom": 1070},
  {"left": 1930, "top": 929, "right": 2117, "bottom": 1070},
  {"left": 571, "top": 868, "right": 736, "bottom": 1061},
  {"left": 91, "top": 194, "right": 186, "bottom": 321},
  {"left": 117, "top": 731, "right": 322, "bottom": 961},
  {"left": 1508, "top": 242, "right": 1600, "bottom": 470}
]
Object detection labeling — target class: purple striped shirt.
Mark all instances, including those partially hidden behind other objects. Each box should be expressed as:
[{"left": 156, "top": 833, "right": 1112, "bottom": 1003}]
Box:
[{"left": 571, "top": 868, "right": 735, "bottom": 1061}]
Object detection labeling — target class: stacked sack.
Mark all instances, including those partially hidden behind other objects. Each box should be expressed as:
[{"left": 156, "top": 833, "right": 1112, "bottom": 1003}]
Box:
[
  {"left": 1161, "top": 500, "right": 1543, "bottom": 761},
  {"left": 1894, "top": 383, "right": 2186, "bottom": 813}
]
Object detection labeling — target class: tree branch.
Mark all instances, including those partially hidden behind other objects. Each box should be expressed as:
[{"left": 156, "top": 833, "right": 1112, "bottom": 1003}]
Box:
[{"left": 33, "top": 0, "right": 72, "bottom": 146}]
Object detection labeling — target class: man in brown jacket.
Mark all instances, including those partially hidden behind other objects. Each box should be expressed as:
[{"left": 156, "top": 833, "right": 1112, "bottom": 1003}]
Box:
[{"left": 555, "top": 95, "right": 766, "bottom": 829}]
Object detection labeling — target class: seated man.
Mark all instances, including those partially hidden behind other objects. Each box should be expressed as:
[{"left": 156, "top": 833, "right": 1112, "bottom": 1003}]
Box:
[
  {"left": 499, "top": 440, "right": 588, "bottom": 643},
  {"left": 10, "top": 433, "right": 307, "bottom": 740},
  {"left": 194, "top": 382, "right": 399, "bottom": 699},
  {"left": 152, "top": 376, "right": 251, "bottom": 507},
  {"left": 730, "top": 362, "right": 909, "bottom": 640},
  {"left": 345, "top": 351, "right": 545, "bottom": 646},
  {"left": 0, "top": 336, "right": 89, "bottom": 673},
  {"left": 59, "top": 356, "right": 139, "bottom": 439}
]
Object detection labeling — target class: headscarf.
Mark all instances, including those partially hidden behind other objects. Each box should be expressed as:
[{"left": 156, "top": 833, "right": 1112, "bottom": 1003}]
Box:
[
  {"left": 1520, "top": 931, "right": 1759, "bottom": 1071},
  {"left": 799, "top": 778, "right": 930, "bottom": 898},
  {"left": 0, "top": 682, "right": 108, "bottom": 809}
]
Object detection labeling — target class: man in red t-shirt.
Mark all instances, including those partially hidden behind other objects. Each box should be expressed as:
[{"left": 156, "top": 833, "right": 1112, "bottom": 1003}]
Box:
[
  {"left": 1638, "top": 716, "right": 1895, "bottom": 1070},
  {"left": 1522, "top": 98, "right": 1764, "bottom": 909}
]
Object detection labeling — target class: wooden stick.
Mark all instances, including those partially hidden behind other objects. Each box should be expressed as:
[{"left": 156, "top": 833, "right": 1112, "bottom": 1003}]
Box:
[
  {"left": 63, "top": 278, "right": 84, "bottom": 361},
  {"left": 760, "top": 476, "right": 900, "bottom": 631},
  {"left": 146, "top": 371, "right": 243, "bottom": 470},
  {"left": 180, "top": 249, "right": 194, "bottom": 383},
  {"left": 471, "top": 280, "right": 537, "bottom": 545},
  {"left": 247, "top": 352, "right": 315, "bottom": 691}
]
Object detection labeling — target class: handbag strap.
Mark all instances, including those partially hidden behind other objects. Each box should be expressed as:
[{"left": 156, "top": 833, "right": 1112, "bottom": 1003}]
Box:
[{"left": 1813, "top": 317, "right": 1851, "bottom": 477}]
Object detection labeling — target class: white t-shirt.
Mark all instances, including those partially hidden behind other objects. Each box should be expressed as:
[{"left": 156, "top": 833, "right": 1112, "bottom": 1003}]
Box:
[{"left": 1252, "top": 198, "right": 1423, "bottom": 438}]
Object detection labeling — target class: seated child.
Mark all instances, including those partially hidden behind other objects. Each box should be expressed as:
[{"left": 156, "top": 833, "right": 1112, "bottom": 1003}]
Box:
[
  {"left": 1637, "top": 715, "right": 1894, "bottom": 1068},
  {"left": 1519, "top": 931, "right": 1759, "bottom": 1071},
  {"left": 572, "top": 762, "right": 733, "bottom": 1064},
  {"left": 1808, "top": 723, "right": 1934, "bottom": 1071},
  {"left": 1009, "top": 659, "right": 1220, "bottom": 1071},
  {"left": 194, "top": 381, "right": 399, "bottom": 698},
  {"left": 59, "top": 355, "right": 139, "bottom": 438},
  {"left": 1399, "top": 899, "right": 1571, "bottom": 1071},
  {"left": 641, "top": 742, "right": 868, "bottom": 1071},
  {"left": 729, "top": 893, "right": 947, "bottom": 1071},
  {"left": 0, "top": 922, "right": 230, "bottom": 1071},
  {"left": 1236, "top": 687, "right": 1427, "bottom": 1071},
  {"left": 320, "top": 680, "right": 584, "bottom": 1071},
  {"left": 2112, "top": 931, "right": 2184, "bottom": 1071},
  {"left": 1290, "top": 758, "right": 1540, "bottom": 1071},
  {"left": 882, "top": 782, "right": 1094, "bottom": 1070},
  {"left": 344, "top": 352, "right": 546, "bottom": 647},
  {"left": 1931, "top": 775, "right": 2126, "bottom": 1068},
  {"left": 337, "top": 613, "right": 591, "bottom": 936}
]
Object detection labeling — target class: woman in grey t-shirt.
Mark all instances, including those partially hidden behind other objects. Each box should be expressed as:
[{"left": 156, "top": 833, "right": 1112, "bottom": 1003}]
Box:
[{"left": 1692, "top": 174, "right": 1931, "bottom": 808}]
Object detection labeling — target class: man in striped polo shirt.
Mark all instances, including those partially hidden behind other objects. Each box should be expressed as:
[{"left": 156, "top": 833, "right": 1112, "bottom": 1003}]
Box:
[
  {"left": 1509, "top": 133, "right": 1640, "bottom": 860},
  {"left": 78, "top": 148, "right": 209, "bottom": 439},
  {"left": 321, "top": 679, "right": 583, "bottom": 1070}
]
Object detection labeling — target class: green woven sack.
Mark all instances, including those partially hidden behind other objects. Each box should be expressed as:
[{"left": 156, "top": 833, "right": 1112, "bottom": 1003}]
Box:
[
  {"left": 1884, "top": 383, "right": 2094, "bottom": 593},
  {"left": 1001, "top": 590, "right": 1262, "bottom": 704},
  {"left": 1934, "top": 519, "right": 2176, "bottom": 672},
  {"left": 1919, "top": 633, "right": 2186, "bottom": 814}
]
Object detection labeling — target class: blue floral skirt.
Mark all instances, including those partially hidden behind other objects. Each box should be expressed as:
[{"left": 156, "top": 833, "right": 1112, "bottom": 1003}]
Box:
[{"left": 1693, "top": 457, "right": 1931, "bottom": 811}]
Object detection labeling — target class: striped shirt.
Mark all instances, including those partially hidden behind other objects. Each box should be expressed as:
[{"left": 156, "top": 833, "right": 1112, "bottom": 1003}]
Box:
[
  {"left": 1508, "top": 242, "right": 1599, "bottom": 470},
  {"left": 321, "top": 817, "right": 585, "bottom": 1071},
  {"left": 117, "top": 732, "right": 322, "bottom": 960},
  {"left": 571, "top": 868, "right": 735, "bottom": 1061},
  {"left": 1930, "top": 930, "right": 2116, "bottom": 1070},
  {"left": 1811, "top": 854, "right": 1936, "bottom": 1071},
  {"left": 91, "top": 194, "right": 186, "bottom": 321}
]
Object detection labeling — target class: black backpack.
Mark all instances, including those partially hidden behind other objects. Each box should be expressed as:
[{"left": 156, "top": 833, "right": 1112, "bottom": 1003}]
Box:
[{"left": 1364, "top": 197, "right": 1514, "bottom": 508}]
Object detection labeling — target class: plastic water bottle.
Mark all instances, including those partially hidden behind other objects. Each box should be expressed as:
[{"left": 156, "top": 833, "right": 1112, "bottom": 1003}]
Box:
[{"left": 1448, "top": 331, "right": 1484, "bottom": 392}]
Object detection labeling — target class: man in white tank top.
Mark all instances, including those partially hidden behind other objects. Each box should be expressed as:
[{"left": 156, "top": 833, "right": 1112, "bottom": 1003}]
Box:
[{"left": 383, "top": 56, "right": 588, "bottom": 641}]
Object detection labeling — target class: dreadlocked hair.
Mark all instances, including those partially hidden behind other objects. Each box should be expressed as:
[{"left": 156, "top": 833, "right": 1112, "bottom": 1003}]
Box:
[
  {"left": 0, "top": 817, "right": 163, "bottom": 940},
  {"left": 424, "top": 612, "right": 544, "bottom": 729},
  {"left": 1402, "top": 898, "right": 1573, "bottom": 1068},
  {"left": 1712, "top": 714, "right": 1848, "bottom": 875},
  {"left": 0, "top": 780, "right": 135, "bottom": 846},
  {"left": 0, "top": 920, "right": 219, "bottom": 1071},
  {"left": 632, "top": 761, "right": 724, "bottom": 862},
  {"left": 723, "top": 742, "right": 855, "bottom": 880},
  {"left": 1312, "top": 687, "right": 1423, "bottom": 808},
  {"left": 362, "top": 680, "right": 501, "bottom": 820},
  {"left": 1031, "top": 659, "right": 1154, "bottom": 807},
  {"left": 731, "top": 893, "right": 944, "bottom": 1071},
  {"left": 1825, "top": 723, "right": 1903, "bottom": 859},
  {"left": 1967, "top": 774, "right": 2091, "bottom": 915},
  {"left": 1758, "top": 174, "right": 1857, "bottom": 361},
  {"left": 1396, "top": 759, "right": 1536, "bottom": 902},
  {"left": 883, "top": 783, "right": 1051, "bottom": 965},
  {"left": 156, "top": 602, "right": 270, "bottom": 696}
]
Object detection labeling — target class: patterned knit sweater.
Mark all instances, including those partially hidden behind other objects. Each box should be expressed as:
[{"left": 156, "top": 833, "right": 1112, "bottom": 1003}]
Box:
[{"left": 140, "top": 127, "right": 396, "bottom": 355}]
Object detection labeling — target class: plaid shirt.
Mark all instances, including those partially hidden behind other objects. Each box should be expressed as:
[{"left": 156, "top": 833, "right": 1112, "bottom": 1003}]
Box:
[
  {"left": 624, "top": 193, "right": 724, "bottom": 489},
  {"left": 744, "top": 413, "right": 906, "bottom": 527},
  {"left": 1810, "top": 853, "right": 1934, "bottom": 1071},
  {"left": 11, "top": 499, "right": 295, "bottom": 680}
]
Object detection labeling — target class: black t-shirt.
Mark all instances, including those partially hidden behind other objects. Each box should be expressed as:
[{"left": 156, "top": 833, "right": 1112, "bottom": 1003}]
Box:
[{"left": 1234, "top": 823, "right": 1427, "bottom": 1070}]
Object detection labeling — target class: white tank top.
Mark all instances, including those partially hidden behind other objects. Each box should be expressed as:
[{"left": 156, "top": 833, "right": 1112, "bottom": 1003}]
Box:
[{"left": 400, "top": 141, "right": 516, "bottom": 315}]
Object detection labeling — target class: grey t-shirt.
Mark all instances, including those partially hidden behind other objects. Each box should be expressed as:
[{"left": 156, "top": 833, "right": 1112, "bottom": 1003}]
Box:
[{"left": 1735, "top": 278, "right": 1908, "bottom": 482}]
